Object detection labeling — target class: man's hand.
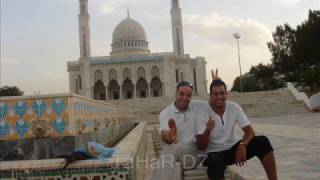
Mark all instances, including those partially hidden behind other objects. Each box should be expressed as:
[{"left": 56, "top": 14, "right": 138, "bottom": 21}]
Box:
[
  {"left": 211, "top": 69, "right": 221, "bottom": 81},
  {"left": 235, "top": 144, "right": 247, "bottom": 167},
  {"left": 206, "top": 116, "right": 215, "bottom": 131},
  {"left": 167, "top": 119, "right": 177, "bottom": 144}
]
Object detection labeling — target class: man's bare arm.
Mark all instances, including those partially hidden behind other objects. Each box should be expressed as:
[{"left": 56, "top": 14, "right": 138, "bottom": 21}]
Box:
[{"left": 241, "top": 125, "right": 255, "bottom": 145}]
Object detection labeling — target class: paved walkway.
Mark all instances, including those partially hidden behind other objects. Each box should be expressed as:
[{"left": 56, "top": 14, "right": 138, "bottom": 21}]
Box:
[{"left": 232, "top": 112, "right": 320, "bottom": 180}]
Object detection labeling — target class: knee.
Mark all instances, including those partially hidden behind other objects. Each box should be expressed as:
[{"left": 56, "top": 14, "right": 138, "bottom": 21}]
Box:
[
  {"left": 254, "top": 136, "right": 272, "bottom": 148},
  {"left": 251, "top": 136, "right": 274, "bottom": 160},
  {"left": 205, "top": 154, "right": 225, "bottom": 169}
]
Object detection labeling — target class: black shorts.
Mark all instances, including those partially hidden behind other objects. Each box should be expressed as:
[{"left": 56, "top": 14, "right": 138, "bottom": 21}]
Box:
[{"left": 205, "top": 135, "right": 274, "bottom": 166}]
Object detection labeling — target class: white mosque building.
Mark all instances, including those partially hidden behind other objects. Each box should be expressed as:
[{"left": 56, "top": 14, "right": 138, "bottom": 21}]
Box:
[{"left": 67, "top": 0, "right": 208, "bottom": 100}]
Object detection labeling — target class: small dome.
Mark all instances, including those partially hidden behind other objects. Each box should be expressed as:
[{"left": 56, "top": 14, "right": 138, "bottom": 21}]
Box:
[{"left": 111, "top": 17, "right": 150, "bottom": 56}]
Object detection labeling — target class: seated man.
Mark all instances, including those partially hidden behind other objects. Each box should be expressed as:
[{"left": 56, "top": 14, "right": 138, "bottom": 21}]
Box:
[
  {"left": 152, "top": 81, "right": 201, "bottom": 180},
  {"left": 196, "top": 80, "right": 278, "bottom": 180}
]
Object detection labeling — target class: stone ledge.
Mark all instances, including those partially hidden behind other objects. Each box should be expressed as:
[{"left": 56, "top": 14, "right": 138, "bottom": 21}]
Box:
[{"left": 0, "top": 121, "right": 146, "bottom": 172}]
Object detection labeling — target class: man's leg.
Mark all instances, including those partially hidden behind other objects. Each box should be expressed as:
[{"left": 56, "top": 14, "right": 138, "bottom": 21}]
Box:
[
  {"left": 205, "top": 152, "right": 226, "bottom": 180},
  {"left": 230, "top": 135, "right": 278, "bottom": 180},
  {"left": 151, "top": 143, "right": 198, "bottom": 180},
  {"left": 261, "top": 151, "right": 277, "bottom": 180}
]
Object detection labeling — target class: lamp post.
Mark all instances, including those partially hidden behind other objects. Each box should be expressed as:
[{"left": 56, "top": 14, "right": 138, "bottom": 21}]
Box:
[{"left": 233, "top": 32, "right": 243, "bottom": 93}]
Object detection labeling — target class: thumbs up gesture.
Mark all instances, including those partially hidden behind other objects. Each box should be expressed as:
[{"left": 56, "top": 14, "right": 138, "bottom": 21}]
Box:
[
  {"left": 207, "top": 116, "right": 215, "bottom": 131},
  {"left": 167, "top": 119, "right": 177, "bottom": 143}
]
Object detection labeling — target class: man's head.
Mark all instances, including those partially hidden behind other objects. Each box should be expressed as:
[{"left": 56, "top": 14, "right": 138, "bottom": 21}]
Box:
[
  {"left": 175, "top": 81, "right": 193, "bottom": 111},
  {"left": 209, "top": 80, "right": 227, "bottom": 108}
]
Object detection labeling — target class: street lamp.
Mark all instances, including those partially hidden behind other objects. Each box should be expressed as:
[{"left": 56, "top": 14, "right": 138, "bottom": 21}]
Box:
[{"left": 233, "top": 32, "right": 243, "bottom": 93}]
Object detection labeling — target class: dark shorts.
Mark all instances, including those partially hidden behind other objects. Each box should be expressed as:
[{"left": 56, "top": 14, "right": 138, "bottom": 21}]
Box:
[{"left": 204, "top": 135, "right": 274, "bottom": 180}]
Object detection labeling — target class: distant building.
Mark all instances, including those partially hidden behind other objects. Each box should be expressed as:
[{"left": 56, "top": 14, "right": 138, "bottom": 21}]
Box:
[{"left": 67, "top": 0, "right": 207, "bottom": 100}]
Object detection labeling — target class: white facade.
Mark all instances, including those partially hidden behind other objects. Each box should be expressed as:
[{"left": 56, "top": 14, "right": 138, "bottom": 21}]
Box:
[{"left": 67, "top": 0, "right": 208, "bottom": 100}]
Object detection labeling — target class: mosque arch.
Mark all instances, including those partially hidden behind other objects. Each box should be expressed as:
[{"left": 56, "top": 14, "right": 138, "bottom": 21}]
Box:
[
  {"left": 94, "top": 69, "right": 103, "bottom": 82},
  {"left": 123, "top": 68, "right": 131, "bottom": 80},
  {"left": 151, "top": 66, "right": 160, "bottom": 79},
  {"left": 108, "top": 79, "right": 120, "bottom": 100},
  {"left": 122, "top": 78, "right": 134, "bottom": 99},
  {"left": 109, "top": 68, "right": 117, "bottom": 81},
  {"left": 136, "top": 78, "right": 149, "bottom": 98},
  {"left": 150, "top": 76, "right": 163, "bottom": 97},
  {"left": 93, "top": 80, "right": 106, "bottom": 100},
  {"left": 137, "top": 67, "right": 146, "bottom": 79}
]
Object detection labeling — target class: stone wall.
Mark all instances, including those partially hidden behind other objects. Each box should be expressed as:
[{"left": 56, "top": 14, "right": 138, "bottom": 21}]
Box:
[{"left": 0, "top": 93, "right": 135, "bottom": 160}]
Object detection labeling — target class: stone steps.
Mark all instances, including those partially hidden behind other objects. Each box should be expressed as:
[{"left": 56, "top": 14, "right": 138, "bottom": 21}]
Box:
[{"left": 108, "top": 89, "right": 308, "bottom": 120}]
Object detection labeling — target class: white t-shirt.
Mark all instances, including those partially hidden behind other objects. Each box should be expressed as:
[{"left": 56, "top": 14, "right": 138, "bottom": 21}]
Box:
[
  {"left": 196, "top": 101, "right": 250, "bottom": 152},
  {"left": 159, "top": 101, "right": 203, "bottom": 145}
]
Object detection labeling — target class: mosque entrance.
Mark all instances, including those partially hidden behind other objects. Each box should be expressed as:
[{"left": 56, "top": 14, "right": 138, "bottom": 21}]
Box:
[
  {"left": 108, "top": 80, "right": 120, "bottom": 100},
  {"left": 93, "top": 80, "right": 106, "bottom": 100},
  {"left": 136, "top": 78, "right": 148, "bottom": 98},
  {"left": 150, "top": 77, "right": 163, "bottom": 97},
  {"left": 113, "top": 91, "right": 119, "bottom": 99},
  {"left": 122, "top": 79, "right": 134, "bottom": 99},
  {"left": 140, "top": 90, "right": 146, "bottom": 98}
]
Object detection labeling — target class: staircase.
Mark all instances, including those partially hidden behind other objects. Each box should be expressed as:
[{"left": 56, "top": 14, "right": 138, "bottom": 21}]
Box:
[{"left": 108, "top": 89, "right": 308, "bottom": 122}]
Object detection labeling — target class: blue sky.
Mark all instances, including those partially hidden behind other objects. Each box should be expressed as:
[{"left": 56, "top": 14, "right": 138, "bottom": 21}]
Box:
[{"left": 1, "top": 0, "right": 319, "bottom": 95}]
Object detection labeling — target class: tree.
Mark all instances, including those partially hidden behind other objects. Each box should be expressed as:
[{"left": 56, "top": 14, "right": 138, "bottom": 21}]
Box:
[
  {"left": 231, "top": 74, "right": 261, "bottom": 92},
  {"left": 267, "top": 9, "right": 320, "bottom": 95},
  {"left": 267, "top": 24, "right": 297, "bottom": 76},
  {"left": 296, "top": 66, "right": 320, "bottom": 96},
  {"left": 231, "top": 63, "right": 284, "bottom": 92},
  {"left": 0, "top": 86, "right": 24, "bottom": 97},
  {"left": 293, "top": 10, "right": 320, "bottom": 68}
]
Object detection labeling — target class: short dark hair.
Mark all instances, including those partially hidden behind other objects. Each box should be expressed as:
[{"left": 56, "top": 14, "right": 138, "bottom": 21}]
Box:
[
  {"left": 210, "top": 79, "right": 227, "bottom": 94},
  {"left": 176, "top": 81, "right": 193, "bottom": 91}
]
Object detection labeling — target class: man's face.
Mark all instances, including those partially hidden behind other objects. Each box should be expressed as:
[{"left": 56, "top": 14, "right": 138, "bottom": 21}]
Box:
[
  {"left": 210, "top": 85, "right": 227, "bottom": 108},
  {"left": 175, "top": 86, "right": 193, "bottom": 111}
]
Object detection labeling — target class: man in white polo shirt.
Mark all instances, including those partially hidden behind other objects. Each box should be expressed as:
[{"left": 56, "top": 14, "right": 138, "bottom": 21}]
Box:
[
  {"left": 196, "top": 80, "right": 278, "bottom": 180},
  {"left": 152, "top": 81, "right": 201, "bottom": 180}
]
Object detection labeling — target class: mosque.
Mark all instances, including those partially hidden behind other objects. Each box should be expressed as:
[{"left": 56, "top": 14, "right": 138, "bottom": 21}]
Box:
[{"left": 67, "top": 0, "right": 208, "bottom": 100}]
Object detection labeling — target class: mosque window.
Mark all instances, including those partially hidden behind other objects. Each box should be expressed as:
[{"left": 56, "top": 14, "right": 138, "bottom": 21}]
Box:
[
  {"left": 75, "top": 78, "right": 79, "bottom": 94},
  {"left": 137, "top": 67, "right": 146, "bottom": 79},
  {"left": 82, "top": 34, "right": 87, "bottom": 57},
  {"left": 78, "top": 75, "right": 82, "bottom": 89},
  {"left": 109, "top": 69, "right": 117, "bottom": 81},
  {"left": 81, "top": 4, "right": 86, "bottom": 14},
  {"left": 180, "top": 71, "right": 184, "bottom": 81},
  {"left": 123, "top": 68, "right": 131, "bottom": 80},
  {"left": 175, "top": 69, "right": 179, "bottom": 83},
  {"left": 193, "top": 68, "right": 198, "bottom": 94},
  {"left": 151, "top": 66, "right": 160, "bottom": 79},
  {"left": 176, "top": 28, "right": 181, "bottom": 55},
  {"left": 94, "top": 70, "right": 103, "bottom": 82}
]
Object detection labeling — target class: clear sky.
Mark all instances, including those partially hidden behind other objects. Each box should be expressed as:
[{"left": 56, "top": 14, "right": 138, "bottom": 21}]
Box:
[{"left": 1, "top": 0, "right": 319, "bottom": 95}]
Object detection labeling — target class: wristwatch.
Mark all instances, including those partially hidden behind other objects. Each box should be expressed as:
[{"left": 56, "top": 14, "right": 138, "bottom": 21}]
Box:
[{"left": 239, "top": 141, "right": 247, "bottom": 147}]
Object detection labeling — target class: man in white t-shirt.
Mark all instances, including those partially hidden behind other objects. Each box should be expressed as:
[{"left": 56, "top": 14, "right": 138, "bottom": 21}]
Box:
[
  {"left": 152, "top": 81, "right": 201, "bottom": 180},
  {"left": 196, "top": 80, "right": 278, "bottom": 180}
]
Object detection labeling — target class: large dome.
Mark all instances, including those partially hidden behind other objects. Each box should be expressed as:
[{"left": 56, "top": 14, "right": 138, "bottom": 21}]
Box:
[{"left": 111, "top": 17, "right": 150, "bottom": 56}]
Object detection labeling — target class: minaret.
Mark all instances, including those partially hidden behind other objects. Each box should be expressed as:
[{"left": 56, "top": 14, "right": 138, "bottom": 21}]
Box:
[
  {"left": 170, "top": 0, "right": 184, "bottom": 55},
  {"left": 79, "top": 0, "right": 91, "bottom": 59},
  {"left": 78, "top": 0, "right": 91, "bottom": 98}
]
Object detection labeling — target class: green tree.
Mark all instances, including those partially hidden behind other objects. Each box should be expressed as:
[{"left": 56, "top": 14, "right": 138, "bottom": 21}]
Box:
[
  {"left": 267, "top": 24, "right": 297, "bottom": 76},
  {"left": 0, "top": 86, "right": 24, "bottom": 97},
  {"left": 267, "top": 9, "right": 320, "bottom": 95},
  {"left": 296, "top": 66, "right": 320, "bottom": 96},
  {"left": 293, "top": 10, "right": 320, "bottom": 68},
  {"left": 231, "top": 74, "right": 260, "bottom": 92},
  {"left": 231, "top": 63, "right": 284, "bottom": 92}
]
